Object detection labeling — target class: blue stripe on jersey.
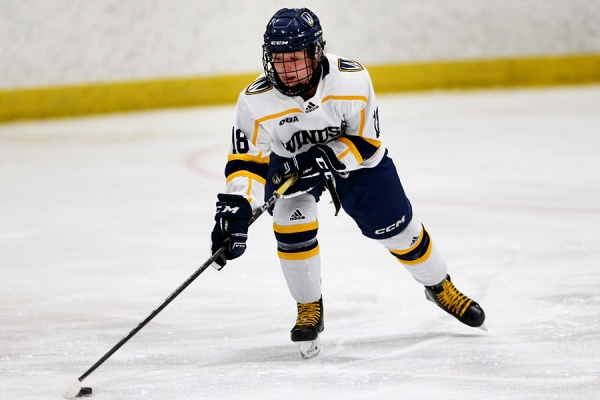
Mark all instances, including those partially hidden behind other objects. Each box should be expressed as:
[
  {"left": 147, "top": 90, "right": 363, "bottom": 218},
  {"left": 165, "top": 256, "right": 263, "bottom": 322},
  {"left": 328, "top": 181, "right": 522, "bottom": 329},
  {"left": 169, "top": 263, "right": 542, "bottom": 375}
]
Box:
[{"left": 225, "top": 160, "right": 269, "bottom": 180}]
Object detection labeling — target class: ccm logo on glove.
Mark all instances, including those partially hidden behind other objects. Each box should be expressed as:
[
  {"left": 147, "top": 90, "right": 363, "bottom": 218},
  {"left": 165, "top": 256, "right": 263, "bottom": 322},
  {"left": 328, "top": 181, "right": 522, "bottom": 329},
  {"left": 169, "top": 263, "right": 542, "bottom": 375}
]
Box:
[{"left": 210, "top": 194, "right": 252, "bottom": 268}]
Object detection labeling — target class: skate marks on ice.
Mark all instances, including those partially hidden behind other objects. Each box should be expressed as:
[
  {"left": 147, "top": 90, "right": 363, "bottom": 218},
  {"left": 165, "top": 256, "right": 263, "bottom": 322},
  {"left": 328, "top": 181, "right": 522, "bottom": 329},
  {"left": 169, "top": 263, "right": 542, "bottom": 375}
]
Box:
[{"left": 325, "top": 334, "right": 456, "bottom": 368}]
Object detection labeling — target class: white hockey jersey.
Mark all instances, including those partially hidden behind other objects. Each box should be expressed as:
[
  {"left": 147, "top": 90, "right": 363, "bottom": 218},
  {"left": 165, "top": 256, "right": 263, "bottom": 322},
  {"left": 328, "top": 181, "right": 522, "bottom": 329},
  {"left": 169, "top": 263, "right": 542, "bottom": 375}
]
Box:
[{"left": 225, "top": 53, "right": 386, "bottom": 209}]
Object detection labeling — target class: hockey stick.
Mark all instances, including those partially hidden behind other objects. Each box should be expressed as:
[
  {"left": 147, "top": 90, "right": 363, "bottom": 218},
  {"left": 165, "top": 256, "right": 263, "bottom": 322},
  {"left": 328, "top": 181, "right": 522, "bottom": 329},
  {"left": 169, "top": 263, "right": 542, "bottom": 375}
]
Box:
[{"left": 64, "top": 175, "right": 297, "bottom": 399}]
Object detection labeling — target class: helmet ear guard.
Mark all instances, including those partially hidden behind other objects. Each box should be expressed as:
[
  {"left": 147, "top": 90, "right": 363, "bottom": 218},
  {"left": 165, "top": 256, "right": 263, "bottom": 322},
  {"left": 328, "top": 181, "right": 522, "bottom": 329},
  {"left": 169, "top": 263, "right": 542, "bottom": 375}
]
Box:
[{"left": 262, "top": 8, "right": 326, "bottom": 97}]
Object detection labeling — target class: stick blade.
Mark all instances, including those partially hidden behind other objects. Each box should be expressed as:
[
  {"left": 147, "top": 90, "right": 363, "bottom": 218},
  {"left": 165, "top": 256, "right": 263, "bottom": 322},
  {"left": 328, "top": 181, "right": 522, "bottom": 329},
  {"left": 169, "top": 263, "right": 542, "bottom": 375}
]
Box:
[{"left": 64, "top": 379, "right": 82, "bottom": 399}]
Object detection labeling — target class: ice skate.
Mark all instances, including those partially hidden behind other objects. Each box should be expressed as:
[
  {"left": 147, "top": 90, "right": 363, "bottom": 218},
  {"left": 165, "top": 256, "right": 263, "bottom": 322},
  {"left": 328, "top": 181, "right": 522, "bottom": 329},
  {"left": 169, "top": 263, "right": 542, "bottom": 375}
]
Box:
[
  {"left": 425, "top": 275, "right": 486, "bottom": 329},
  {"left": 291, "top": 297, "right": 324, "bottom": 359}
]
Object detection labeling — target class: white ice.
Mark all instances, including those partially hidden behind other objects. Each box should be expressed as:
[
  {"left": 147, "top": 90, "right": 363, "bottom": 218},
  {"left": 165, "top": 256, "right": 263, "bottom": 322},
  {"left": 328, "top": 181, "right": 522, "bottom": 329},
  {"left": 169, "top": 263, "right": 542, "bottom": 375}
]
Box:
[{"left": 1, "top": 86, "right": 599, "bottom": 399}]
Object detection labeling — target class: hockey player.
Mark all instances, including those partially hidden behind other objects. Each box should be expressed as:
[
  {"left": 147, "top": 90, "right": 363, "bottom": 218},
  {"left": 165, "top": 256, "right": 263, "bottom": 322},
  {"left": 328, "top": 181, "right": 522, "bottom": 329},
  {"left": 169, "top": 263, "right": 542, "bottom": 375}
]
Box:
[{"left": 210, "top": 7, "right": 485, "bottom": 358}]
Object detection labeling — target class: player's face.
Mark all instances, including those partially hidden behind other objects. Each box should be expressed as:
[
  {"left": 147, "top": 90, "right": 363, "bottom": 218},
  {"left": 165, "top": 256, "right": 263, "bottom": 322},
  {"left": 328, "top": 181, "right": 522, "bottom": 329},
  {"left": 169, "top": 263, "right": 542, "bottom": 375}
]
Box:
[{"left": 272, "top": 50, "right": 313, "bottom": 87}]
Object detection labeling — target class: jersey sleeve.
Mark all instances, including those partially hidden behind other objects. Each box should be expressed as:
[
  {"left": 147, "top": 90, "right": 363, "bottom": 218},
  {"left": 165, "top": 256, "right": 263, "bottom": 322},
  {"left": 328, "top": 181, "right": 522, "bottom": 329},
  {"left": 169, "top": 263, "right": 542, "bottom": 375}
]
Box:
[
  {"left": 224, "top": 93, "right": 271, "bottom": 210},
  {"left": 327, "top": 68, "right": 384, "bottom": 171}
]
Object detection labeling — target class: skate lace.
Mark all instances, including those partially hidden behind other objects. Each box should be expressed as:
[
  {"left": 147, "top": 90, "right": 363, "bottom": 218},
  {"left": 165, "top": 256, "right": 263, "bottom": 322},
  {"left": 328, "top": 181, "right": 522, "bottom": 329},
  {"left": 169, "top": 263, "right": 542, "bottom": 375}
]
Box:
[
  {"left": 437, "top": 280, "right": 472, "bottom": 317},
  {"left": 296, "top": 301, "right": 321, "bottom": 327}
]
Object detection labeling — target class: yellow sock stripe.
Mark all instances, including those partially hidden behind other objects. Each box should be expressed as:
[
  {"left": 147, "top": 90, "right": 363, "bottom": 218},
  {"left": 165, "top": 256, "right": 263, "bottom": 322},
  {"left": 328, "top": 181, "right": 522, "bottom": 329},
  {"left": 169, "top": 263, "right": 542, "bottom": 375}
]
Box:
[
  {"left": 390, "top": 225, "right": 425, "bottom": 256},
  {"left": 3, "top": 54, "right": 599, "bottom": 123},
  {"left": 396, "top": 238, "right": 433, "bottom": 265},
  {"left": 278, "top": 245, "right": 320, "bottom": 260},
  {"left": 273, "top": 220, "right": 319, "bottom": 234}
]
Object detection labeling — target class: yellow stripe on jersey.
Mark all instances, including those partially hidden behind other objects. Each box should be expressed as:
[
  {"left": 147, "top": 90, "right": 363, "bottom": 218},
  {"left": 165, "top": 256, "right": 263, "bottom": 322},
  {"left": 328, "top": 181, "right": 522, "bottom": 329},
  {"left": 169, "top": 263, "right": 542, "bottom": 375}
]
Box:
[
  {"left": 225, "top": 170, "right": 267, "bottom": 185},
  {"left": 322, "top": 95, "right": 368, "bottom": 103},
  {"left": 322, "top": 96, "right": 367, "bottom": 136},
  {"left": 227, "top": 153, "right": 270, "bottom": 164},
  {"left": 246, "top": 177, "right": 254, "bottom": 204},
  {"left": 253, "top": 108, "right": 303, "bottom": 145},
  {"left": 339, "top": 147, "right": 352, "bottom": 160},
  {"left": 337, "top": 137, "right": 363, "bottom": 164},
  {"left": 277, "top": 245, "right": 320, "bottom": 260},
  {"left": 362, "top": 137, "right": 382, "bottom": 147},
  {"left": 358, "top": 108, "right": 365, "bottom": 137},
  {"left": 273, "top": 220, "right": 319, "bottom": 234}
]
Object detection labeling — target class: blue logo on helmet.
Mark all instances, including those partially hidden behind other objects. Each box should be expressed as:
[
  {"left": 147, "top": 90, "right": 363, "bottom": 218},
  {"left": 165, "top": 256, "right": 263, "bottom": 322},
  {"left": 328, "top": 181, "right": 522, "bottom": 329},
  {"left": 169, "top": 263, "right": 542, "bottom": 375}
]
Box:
[{"left": 301, "top": 12, "right": 314, "bottom": 27}]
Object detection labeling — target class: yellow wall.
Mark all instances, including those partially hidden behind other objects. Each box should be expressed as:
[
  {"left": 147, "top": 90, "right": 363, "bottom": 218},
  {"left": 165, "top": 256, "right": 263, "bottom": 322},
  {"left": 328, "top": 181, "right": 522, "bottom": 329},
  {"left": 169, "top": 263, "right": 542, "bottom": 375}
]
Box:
[{"left": 2, "top": 53, "right": 599, "bottom": 123}]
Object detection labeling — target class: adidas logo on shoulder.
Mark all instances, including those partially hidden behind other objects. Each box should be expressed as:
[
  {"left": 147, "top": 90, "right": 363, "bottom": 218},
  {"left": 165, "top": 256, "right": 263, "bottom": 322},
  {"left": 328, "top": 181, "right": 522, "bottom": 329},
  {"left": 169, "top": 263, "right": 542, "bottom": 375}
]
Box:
[
  {"left": 290, "top": 209, "right": 306, "bottom": 221},
  {"left": 305, "top": 102, "right": 319, "bottom": 113}
]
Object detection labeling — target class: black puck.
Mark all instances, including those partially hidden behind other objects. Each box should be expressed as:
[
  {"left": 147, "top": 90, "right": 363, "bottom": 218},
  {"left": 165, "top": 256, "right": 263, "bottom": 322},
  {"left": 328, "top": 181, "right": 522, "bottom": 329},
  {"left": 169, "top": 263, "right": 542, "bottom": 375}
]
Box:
[{"left": 76, "top": 387, "right": 93, "bottom": 397}]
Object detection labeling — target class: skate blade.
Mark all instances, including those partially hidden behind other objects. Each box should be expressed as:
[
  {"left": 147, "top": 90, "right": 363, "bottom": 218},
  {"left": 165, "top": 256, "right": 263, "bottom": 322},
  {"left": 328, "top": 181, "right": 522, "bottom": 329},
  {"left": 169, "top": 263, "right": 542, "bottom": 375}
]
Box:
[
  {"left": 297, "top": 337, "right": 321, "bottom": 359},
  {"left": 478, "top": 323, "right": 488, "bottom": 332}
]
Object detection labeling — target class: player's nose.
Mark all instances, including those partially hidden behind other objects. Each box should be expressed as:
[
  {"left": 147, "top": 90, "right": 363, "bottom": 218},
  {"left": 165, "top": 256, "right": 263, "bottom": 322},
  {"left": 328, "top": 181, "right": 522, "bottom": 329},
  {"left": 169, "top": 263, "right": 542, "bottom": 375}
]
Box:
[{"left": 284, "top": 62, "right": 294, "bottom": 73}]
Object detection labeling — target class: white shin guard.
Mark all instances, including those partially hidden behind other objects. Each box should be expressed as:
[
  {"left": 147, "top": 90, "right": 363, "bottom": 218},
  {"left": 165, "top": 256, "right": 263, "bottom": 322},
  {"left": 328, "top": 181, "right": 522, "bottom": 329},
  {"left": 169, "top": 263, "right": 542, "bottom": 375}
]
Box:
[
  {"left": 273, "top": 194, "right": 322, "bottom": 304},
  {"left": 280, "top": 258, "right": 322, "bottom": 304}
]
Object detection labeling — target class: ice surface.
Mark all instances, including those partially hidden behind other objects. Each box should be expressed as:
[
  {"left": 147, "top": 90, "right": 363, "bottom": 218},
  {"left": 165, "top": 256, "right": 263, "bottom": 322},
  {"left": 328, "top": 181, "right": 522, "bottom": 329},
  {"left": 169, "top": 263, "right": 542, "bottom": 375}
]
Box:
[{"left": 1, "top": 86, "right": 599, "bottom": 399}]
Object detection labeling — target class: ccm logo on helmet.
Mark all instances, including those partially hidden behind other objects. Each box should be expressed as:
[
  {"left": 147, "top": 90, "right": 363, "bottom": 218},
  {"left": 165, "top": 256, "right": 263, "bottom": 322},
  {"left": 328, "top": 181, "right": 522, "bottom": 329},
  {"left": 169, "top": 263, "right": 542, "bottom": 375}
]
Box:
[
  {"left": 271, "top": 40, "right": 289, "bottom": 45},
  {"left": 375, "top": 216, "right": 406, "bottom": 235}
]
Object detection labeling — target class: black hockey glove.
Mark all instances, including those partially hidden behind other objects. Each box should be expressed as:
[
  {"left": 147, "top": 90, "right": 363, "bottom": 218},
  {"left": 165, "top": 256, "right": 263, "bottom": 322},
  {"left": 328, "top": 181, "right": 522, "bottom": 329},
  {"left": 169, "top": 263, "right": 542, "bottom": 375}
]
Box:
[
  {"left": 273, "top": 144, "right": 346, "bottom": 195},
  {"left": 210, "top": 193, "right": 252, "bottom": 268}
]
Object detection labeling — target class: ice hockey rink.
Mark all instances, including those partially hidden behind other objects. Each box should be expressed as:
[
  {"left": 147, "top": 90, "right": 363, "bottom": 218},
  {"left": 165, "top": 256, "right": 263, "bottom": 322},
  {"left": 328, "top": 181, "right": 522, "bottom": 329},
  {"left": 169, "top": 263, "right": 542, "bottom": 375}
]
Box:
[{"left": 1, "top": 85, "right": 599, "bottom": 399}]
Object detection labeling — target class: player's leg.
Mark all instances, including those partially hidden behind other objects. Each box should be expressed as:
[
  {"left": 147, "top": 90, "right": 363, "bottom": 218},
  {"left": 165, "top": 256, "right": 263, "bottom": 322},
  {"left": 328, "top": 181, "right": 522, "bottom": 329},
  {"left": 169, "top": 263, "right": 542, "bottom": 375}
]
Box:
[
  {"left": 378, "top": 215, "right": 485, "bottom": 327},
  {"left": 272, "top": 193, "right": 324, "bottom": 342},
  {"left": 337, "top": 153, "right": 485, "bottom": 328},
  {"left": 377, "top": 215, "right": 447, "bottom": 285}
]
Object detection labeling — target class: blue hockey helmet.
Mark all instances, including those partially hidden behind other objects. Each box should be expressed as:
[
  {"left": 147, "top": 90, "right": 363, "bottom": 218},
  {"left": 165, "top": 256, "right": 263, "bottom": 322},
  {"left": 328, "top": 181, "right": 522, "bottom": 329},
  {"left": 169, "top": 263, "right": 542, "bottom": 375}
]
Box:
[{"left": 262, "top": 8, "right": 326, "bottom": 96}]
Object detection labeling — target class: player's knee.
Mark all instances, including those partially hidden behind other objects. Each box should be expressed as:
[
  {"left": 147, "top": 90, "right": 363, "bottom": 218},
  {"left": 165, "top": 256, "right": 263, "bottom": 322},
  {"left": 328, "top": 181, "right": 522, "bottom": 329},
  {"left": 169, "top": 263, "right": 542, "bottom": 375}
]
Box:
[
  {"left": 274, "top": 223, "right": 319, "bottom": 260},
  {"left": 273, "top": 194, "right": 319, "bottom": 260},
  {"left": 390, "top": 228, "right": 433, "bottom": 264}
]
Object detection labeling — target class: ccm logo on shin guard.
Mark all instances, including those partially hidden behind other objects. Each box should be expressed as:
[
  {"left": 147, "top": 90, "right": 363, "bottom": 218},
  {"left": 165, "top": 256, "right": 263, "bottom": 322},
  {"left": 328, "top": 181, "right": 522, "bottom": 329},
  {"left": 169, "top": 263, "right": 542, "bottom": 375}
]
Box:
[{"left": 375, "top": 216, "right": 406, "bottom": 235}]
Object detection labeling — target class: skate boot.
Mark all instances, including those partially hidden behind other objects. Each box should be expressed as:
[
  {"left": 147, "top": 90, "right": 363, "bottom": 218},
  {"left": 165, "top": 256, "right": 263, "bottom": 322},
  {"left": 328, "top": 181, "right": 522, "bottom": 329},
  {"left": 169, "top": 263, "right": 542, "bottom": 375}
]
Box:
[
  {"left": 291, "top": 297, "right": 324, "bottom": 359},
  {"left": 425, "top": 275, "right": 486, "bottom": 329}
]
